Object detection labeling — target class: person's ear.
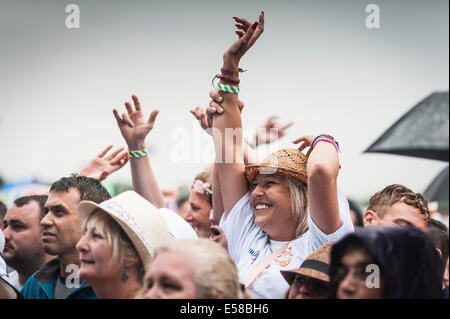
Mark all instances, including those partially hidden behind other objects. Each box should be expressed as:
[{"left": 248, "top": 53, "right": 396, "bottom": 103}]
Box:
[
  {"left": 124, "top": 255, "right": 141, "bottom": 269},
  {"left": 363, "top": 210, "right": 379, "bottom": 227}
]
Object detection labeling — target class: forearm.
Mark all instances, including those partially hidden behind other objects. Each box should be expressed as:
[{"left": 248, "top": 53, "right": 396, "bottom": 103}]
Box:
[
  {"left": 128, "top": 141, "right": 165, "bottom": 209},
  {"left": 307, "top": 142, "right": 341, "bottom": 234},
  {"left": 211, "top": 59, "right": 248, "bottom": 214},
  {"left": 212, "top": 163, "right": 225, "bottom": 224}
]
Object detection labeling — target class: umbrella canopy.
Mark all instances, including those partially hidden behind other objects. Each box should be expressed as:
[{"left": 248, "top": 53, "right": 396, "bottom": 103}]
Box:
[
  {"left": 424, "top": 165, "right": 449, "bottom": 203},
  {"left": 365, "top": 91, "right": 449, "bottom": 161}
]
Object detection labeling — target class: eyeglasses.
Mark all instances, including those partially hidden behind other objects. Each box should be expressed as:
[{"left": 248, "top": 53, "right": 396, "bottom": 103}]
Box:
[{"left": 295, "top": 276, "right": 330, "bottom": 295}]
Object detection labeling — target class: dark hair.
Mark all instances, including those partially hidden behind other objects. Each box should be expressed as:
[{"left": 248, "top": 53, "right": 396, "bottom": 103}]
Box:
[
  {"left": 0, "top": 201, "right": 7, "bottom": 221},
  {"left": 49, "top": 175, "right": 111, "bottom": 204},
  {"left": 13, "top": 195, "right": 48, "bottom": 220},
  {"left": 347, "top": 198, "right": 364, "bottom": 227},
  {"left": 426, "top": 218, "right": 449, "bottom": 264},
  {"left": 329, "top": 227, "right": 443, "bottom": 299}
]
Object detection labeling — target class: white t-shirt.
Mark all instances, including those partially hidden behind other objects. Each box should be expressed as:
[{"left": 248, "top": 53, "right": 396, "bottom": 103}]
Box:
[{"left": 219, "top": 192, "right": 354, "bottom": 299}]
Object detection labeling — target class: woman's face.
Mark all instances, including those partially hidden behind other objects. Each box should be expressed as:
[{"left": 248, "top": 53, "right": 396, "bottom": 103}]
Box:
[
  {"left": 184, "top": 192, "right": 211, "bottom": 238},
  {"left": 143, "top": 251, "right": 197, "bottom": 299},
  {"left": 76, "top": 218, "right": 121, "bottom": 283},
  {"left": 335, "top": 247, "right": 385, "bottom": 299},
  {"left": 249, "top": 173, "right": 295, "bottom": 238}
]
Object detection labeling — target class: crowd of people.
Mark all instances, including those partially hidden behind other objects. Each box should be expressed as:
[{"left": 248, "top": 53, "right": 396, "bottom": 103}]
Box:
[{"left": 0, "top": 12, "right": 448, "bottom": 300}]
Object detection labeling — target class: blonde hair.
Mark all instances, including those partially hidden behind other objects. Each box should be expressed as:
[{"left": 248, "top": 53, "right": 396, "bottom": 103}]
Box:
[
  {"left": 140, "top": 238, "right": 244, "bottom": 299},
  {"left": 285, "top": 176, "right": 309, "bottom": 238},
  {"left": 82, "top": 209, "right": 145, "bottom": 283}
]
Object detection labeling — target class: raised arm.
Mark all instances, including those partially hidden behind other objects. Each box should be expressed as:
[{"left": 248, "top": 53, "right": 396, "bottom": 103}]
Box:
[
  {"left": 113, "top": 95, "right": 165, "bottom": 208},
  {"left": 212, "top": 12, "right": 265, "bottom": 215},
  {"left": 294, "top": 135, "right": 342, "bottom": 234}
]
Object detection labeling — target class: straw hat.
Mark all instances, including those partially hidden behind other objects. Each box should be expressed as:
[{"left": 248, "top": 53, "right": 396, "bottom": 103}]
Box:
[
  {"left": 281, "top": 243, "right": 333, "bottom": 285},
  {"left": 77, "top": 191, "right": 173, "bottom": 266},
  {"left": 245, "top": 148, "right": 308, "bottom": 184}
]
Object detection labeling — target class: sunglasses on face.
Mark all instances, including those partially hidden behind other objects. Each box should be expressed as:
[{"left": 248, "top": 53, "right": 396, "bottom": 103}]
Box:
[{"left": 295, "top": 275, "right": 330, "bottom": 295}]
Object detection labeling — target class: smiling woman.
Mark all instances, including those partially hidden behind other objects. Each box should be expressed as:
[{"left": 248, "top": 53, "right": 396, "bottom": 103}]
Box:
[{"left": 211, "top": 12, "right": 354, "bottom": 299}]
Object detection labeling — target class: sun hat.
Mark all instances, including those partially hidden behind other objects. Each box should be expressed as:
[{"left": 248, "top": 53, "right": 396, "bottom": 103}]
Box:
[
  {"left": 245, "top": 148, "right": 308, "bottom": 185},
  {"left": 77, "top": 190, "right": 172, "bottom": 266},
  {"left": 159, "top": 208, "right": 198, "bottom": 239},
  {"left": 281, "top": 242, "right": 333, "bottom": 285}
]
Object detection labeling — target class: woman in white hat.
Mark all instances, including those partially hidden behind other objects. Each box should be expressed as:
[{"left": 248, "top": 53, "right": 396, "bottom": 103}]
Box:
[
  {"left": 76, "top": 191, "right": 175, "bottom": 299},
  {"left": 209, "top": 12, "right": 354, "bottom": 299}
]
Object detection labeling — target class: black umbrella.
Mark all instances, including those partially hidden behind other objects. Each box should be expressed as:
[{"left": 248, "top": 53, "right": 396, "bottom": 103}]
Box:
[
  {"left": 365, "top": 91, "right": 449, "bottom": 161},
  {"left": 424, "top": 165, "right": 449, "bottom": 203}
]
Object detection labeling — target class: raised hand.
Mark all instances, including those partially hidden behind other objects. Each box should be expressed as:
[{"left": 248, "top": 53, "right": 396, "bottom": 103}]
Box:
[
  {"left": 223, "top": 11, "right": 265, "bottom": 66},
  {"left": 190, "top": 92, "right": 245, "bottom": 136},
  {"left": 113, "top": 95, "right": 159, "bottom": 149},
  {"left": 255, "top": 116, "right": 293, "bottom": 146},
  {"left": 79, "top": 145, "right": 128, "bottom": 181},
  {"left": 292, "top": 135, "right": 315, "bottom": 156},
  {"left": 190, "top": 106, "right": 213, "bottom": 135}
]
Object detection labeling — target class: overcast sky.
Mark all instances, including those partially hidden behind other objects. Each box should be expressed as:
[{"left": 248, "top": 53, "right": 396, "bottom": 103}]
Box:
[{"left": 0, "top": 0, "right": 448, "bottom": 201}]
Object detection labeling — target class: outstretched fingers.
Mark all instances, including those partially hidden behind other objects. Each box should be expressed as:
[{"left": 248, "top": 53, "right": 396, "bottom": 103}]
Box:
[
  {"left": 233, "top": 17, "right": 251, "bottom": 28},
  {"left": 132, "top": 95, "right": 141, "bottom": 112},
  {"left": 107, "top": 147, "right": 125, "bottom": 161},
  {"left": 147, "top": 110, "right": 159, "bottom": 125},
  {"left": 282, "top": 122, "right": 294, "bottom": 131},
  {"left": 98, "top": 145, "right": 113, "bottom": 158},
  {"left": 125, "top": 101, "right": 133, "bottom": 115}
]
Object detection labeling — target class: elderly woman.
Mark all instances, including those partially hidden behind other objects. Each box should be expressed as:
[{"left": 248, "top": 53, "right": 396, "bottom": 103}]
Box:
[
  {"left": 76, "top": 190, "right": 174, "bottom": 299},
  {"left": 329, "top": 226, "right": 444, "bottom": 299},
  {"left": 140, "top": 238, "right": 246, "bottom": 299},
  {"left": 210, "top": 12, "right": 353, "bottom": 298}
]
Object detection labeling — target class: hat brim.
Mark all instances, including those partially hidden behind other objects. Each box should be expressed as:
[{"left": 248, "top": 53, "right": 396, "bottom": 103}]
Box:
[
  {"left": 77, "top": 201, "right": 153, "bottom": 266},
  {"left": 245, "top": 164, "right": 308, "bottom": 185},
  {"left": 281, "top": 267, "right": 330, "bottom": 285}
]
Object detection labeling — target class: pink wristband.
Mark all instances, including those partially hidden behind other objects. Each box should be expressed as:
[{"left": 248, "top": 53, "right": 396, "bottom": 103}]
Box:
[{"left": 312, "top": 137, "right": 340, "bottom": 153}]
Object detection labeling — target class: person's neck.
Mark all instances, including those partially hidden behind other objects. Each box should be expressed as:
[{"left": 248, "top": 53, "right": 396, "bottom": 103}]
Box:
[
  {"left": 92, "top": 276, "right": 141, "bottom": 299},
  {"left": 59, "top": 250, "right": 80, "bottom": 277},
  {"left": 266, "top": 225, "right": 296, "bottom": 242},
  {"left": 17, "top": 252, "right": 57, "bottom": 286}
]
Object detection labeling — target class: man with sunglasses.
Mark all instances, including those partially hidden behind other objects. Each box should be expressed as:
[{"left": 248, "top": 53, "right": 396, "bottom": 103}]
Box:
[{"left": 281, "top": 243, "right": 332, "bottom": 299}]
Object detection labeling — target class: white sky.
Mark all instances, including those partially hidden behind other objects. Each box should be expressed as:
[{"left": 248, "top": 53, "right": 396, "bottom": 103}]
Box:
[{"left": 0, "top": 0, "right": 448, "bottom": 201}]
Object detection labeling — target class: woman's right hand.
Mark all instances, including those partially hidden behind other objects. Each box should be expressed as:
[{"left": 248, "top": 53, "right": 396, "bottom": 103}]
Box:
[{"left": 113, "top": 94, "right": 159, "bottom": 149}]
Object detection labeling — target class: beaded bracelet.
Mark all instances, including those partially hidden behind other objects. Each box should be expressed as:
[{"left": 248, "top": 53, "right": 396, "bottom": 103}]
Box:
[
  {"left": 128, "top": 148, "right": 148, "bottom": 158},
  {"left": 312, "top": 135, "right": 340, "bottom": 153},
  {"left": 221, "top": 68, "right": 247, "bottom": 75},
  {"left": 217, "top": 83, "right": 240, "bottom": 94},
  {"left": 215, "top": 74, "right": 240, "bottom": 85}
]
